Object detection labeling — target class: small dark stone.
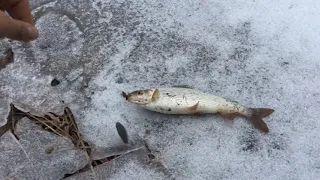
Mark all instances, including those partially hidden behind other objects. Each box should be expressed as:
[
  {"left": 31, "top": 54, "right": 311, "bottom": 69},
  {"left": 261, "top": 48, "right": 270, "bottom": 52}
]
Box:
[
  {"left": 168, "top": 108, "right": 171, "bottom": 111},
  {"left": 148, "top": 154, "right": 155, "bottom": 159},
  {"left": 51, "top": 78, "right": 60, "bottom": 86},
  {"left": 45, "top": 146, "right": 55, "bottom": 154}
]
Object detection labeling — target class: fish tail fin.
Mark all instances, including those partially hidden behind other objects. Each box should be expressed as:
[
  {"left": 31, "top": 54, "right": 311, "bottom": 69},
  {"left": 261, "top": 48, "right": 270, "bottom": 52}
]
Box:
[{"left": 247, "top": 108, "right": 274, "bottom": 133}]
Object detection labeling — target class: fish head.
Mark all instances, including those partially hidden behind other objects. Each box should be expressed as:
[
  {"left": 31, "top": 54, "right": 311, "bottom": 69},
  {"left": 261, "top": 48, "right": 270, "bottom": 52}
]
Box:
[{"left": 125, "top": 89, "right": 157, "bottom": 105}]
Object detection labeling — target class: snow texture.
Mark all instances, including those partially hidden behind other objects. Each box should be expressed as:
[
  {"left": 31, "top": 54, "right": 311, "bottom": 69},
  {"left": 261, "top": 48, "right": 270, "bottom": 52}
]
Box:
[
  {"left": 64, "top": 147, "right": 172, "bottom": 180},
  {"left": 0, "top": 0, "right": 320, "bottom": 179}
]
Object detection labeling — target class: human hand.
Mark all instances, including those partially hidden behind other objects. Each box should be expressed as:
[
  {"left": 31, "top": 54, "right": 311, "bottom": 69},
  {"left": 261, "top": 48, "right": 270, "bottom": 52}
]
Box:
[{"left": 0, "top": 0, "right": 38, "bottom": 42}]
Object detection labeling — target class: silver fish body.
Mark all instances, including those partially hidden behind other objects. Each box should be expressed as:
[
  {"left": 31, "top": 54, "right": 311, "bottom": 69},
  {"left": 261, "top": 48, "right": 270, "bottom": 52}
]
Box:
[
  {"left": 141, "top": 87, "right": 249, "bottom": 116},
  {"left": 124, "top": 86, "right": 274, "bottom": 133}
]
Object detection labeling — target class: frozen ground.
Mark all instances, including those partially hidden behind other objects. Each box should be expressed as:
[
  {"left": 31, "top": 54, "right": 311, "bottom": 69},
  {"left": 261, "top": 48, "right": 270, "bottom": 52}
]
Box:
[{"left": 1, "top": 0, "right": 320, "bottom": 179}]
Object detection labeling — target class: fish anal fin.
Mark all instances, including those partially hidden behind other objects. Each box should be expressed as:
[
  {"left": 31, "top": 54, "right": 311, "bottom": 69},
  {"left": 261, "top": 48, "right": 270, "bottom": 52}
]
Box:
[
  {"left": 220, "top": 112, "right": 239, "bottom": 120},
  {"left": 186, "top": 101, "right": 199, "bottom": 112},
  {"left": 192, "top": 112, "right": 204, "bottom": 116},
  {"left": 151, "top": 89, "right": 160, "bottom": 102}
]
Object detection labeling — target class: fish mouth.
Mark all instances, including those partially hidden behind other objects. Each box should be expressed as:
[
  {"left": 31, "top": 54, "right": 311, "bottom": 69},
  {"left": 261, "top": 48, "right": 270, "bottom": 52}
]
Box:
[{"left": 121, "top": 91, "right": 128, "bottom": 100}]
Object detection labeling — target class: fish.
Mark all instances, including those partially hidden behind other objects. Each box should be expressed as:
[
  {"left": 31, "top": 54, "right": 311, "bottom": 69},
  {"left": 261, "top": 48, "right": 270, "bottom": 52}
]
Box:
[{"left": 122, "top": 86, "right": 274, "bottom": 133}]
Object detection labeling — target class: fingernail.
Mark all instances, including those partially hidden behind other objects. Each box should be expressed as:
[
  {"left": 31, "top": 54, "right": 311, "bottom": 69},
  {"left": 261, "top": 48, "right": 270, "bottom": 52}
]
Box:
[{"left": 26, "top": 26, "right": 39, "bottom": 39}]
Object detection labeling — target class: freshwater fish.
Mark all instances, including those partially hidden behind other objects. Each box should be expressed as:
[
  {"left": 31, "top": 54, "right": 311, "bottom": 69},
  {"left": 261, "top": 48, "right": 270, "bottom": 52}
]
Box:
[{"left": 122, "top": 86, "right": 274, "bottom": 133}]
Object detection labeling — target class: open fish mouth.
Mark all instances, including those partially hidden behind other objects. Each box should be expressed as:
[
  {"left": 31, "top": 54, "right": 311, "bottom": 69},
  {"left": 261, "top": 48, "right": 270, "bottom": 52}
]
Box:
[{"left": 121, "top": 91, "right": 128, "bottom": 100}]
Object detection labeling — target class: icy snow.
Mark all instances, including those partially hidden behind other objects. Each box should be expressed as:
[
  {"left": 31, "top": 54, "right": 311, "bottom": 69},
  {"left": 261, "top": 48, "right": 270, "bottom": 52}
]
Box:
[
  {"left": 64, "top": 147, "right": 172, "bottom": 180},
  {"left": 1, "top": 0, "right": 320, "bottom": 179},
  {"left": 84, "top": 0, "right": 320, "bottom": 179}
]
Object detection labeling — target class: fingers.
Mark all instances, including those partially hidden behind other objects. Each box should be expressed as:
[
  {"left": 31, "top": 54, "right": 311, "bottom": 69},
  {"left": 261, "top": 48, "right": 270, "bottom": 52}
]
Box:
[
  {"left": 1, "top": 0, "right": 34, "bottom": 25},
  {"left": 0, "top": 11, "right": 38, "bottom": 42},
  {"left": 0, "top": 0, "right": 38, "bottom": 42}
]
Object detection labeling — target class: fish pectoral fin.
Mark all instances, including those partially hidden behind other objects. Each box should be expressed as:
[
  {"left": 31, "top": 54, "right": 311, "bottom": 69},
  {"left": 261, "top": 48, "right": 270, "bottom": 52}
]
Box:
[
  {"left": 151, "top": 89, "right": 160, "bottom": 102},
  {"left": 172, "top": 85, "right": 194, "bottom": 89},
  {"left": 220, "top": 112, "right": 239, "bottom": 120},
  {"left": 185, "top": 101, "right": 199, "bottom": 112}
]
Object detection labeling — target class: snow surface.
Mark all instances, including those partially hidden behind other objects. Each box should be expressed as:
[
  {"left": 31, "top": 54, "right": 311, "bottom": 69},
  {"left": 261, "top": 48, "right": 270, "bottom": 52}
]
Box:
[
  {"left": 64, "top": 147, "right": 172, "bottom": 180},
  {"left": 84, "top": 0, "right": 320, "bottom": 179},
  {"left": 1, "top": 0, "right": 320, "bottom": 179}
]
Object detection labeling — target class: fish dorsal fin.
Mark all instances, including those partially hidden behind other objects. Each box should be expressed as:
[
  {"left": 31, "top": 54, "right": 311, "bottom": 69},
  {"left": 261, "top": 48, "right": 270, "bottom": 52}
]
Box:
[
  {"left": 151, "top": 89, "right": 160, "bottom": 102},
  {"left": 172, "top": 85, "right": 194, "bottom": 89}
]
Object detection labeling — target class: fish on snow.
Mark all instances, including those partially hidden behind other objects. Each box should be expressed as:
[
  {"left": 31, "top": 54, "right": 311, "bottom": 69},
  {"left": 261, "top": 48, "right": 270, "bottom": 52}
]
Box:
[{"left": 122, "top": 86, "right": 274, "bottom": 133}]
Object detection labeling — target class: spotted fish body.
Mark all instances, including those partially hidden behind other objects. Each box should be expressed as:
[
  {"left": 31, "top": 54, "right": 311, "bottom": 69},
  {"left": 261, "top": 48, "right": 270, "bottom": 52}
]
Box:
[
  {"left": 142, "top": 87, "right": 249, "bottom": 116},
  {"left": 124, "top": 86, "right": 274, "bottom": 133}
]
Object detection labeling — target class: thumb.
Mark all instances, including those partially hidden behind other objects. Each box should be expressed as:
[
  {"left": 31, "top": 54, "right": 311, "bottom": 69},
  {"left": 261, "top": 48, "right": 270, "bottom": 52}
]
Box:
[{"left": 0, "top": 11, "right": 38, "bottom": 42}]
